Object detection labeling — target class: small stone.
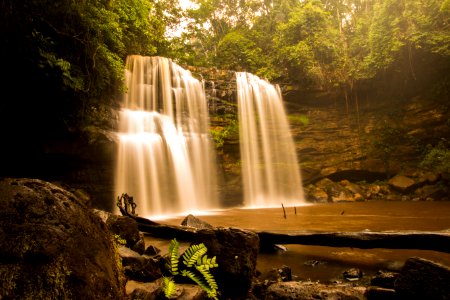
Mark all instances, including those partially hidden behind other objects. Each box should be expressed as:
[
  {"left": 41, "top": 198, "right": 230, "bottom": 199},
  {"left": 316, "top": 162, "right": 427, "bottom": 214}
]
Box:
[
  {"left": 181, "top": 214, "right": 214, "bottom": 229},
  {"left": 144, "top": 245, "right": 161, "bottom": 256},
  {"left": 370, "top": 270, "right": 398, "bottom": 289},
  {"left": 278, "top": 265, "right": 292, "bottom": 282},
  {"left": 343, "top": 268, "right": 363, "bottom": 281}
]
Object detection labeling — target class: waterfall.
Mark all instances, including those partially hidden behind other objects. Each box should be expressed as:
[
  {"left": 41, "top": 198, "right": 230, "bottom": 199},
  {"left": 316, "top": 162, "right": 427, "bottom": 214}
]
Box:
[
  {"left": 115, "top": 55, "right": 218, "bottom": 218},
  {"left": 236, "top": 72, "right": 304, "bottom": 208}
]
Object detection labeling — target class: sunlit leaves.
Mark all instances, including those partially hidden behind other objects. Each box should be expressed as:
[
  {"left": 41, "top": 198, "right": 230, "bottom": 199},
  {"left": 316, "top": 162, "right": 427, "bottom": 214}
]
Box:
[
  {"left": 216, "top": 31, "right": 262, "bottom": 71},
  {"left": 273, "top": 0, "right": 341, "bottom": 87}
]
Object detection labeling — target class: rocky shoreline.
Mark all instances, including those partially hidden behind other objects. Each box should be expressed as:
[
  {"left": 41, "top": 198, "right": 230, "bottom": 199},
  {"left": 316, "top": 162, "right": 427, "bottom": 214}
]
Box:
[{"left": 304, "top": 170, "right": 449, "bottom": 204}]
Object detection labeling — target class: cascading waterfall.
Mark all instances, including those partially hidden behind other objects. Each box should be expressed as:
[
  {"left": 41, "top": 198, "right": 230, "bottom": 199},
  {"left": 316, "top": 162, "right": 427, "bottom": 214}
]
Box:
[
  {"left": 236, "top": 72, "right": 305, "bottom": 208},
  {"left": 115, "top": 55, "right": 218, "bottom": 218}
]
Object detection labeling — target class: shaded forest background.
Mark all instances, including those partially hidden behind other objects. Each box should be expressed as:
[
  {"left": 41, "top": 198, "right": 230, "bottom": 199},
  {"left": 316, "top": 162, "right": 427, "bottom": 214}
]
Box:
[{"left": 0, "top": 0, "right": 449, "bottom": 203}]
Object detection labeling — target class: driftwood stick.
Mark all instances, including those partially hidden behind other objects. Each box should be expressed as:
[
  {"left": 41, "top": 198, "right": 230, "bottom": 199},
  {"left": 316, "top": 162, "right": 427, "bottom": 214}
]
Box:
[{"left": 281, "top": 203, "right": 286, "bottom": 219}]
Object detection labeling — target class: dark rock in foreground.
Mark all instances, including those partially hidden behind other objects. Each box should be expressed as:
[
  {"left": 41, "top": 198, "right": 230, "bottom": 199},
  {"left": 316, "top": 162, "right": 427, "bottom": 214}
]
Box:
[
  {"left": 193, "top": 227, "right": 260, "bottom": 299},
  {"left": 0, "top": 178, "right": 126, "bottom": 299},
  {"left": 395, "top": 257, "right": 450, "bottom": 300}
]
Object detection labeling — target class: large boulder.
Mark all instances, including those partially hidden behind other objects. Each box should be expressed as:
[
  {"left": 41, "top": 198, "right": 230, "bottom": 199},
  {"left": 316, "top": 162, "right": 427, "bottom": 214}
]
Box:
[
  {"left": 0, "top": 178, "right": 126, "bottom": 299},
  {"left": 388, "top": 175, "right": 417, "bottom": 193},
  {"left": 194, "top": 227, "right": 260, "bottom": 299}
]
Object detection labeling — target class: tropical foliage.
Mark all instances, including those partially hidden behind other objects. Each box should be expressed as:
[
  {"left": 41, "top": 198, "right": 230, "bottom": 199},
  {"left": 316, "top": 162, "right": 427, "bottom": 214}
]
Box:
[{"left": 1, "top": 0, "right": 448, "bottom": 142}]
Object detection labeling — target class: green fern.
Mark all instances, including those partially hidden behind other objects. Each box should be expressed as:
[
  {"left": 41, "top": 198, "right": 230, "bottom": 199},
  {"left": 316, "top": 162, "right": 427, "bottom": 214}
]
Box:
[
  {"left": 197, "top": 255, "right": 218, "bottom": 270},
  {"left": 196, "top": 265, "right": 219, "bottom": 291},
  {"left": 182, "top": 243, "right": 208, "bottom": 267},
  {"left": 181, "top": 269, "right": 218, "bottom": 300},
  {"left": 166, "top": 239, "right": 180, "bottom": 275},
  {"left": 162, "top": 277, "right": 177, "bottom": 299},
  {"left": 163, "top": 239, "right": 219, "bottom": 300}
]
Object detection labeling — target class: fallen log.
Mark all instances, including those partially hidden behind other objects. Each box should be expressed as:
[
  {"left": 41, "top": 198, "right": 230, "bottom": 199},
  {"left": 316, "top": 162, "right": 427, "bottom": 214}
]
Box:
[
  {"left": 135, "top": 221, "right": 450, "bottom": 253},
  {"left": 257, "top": 230, "right": 450, "bottom": 253},
  {"left": 116, "top": 198, "right": 450, "bottom": 253}
]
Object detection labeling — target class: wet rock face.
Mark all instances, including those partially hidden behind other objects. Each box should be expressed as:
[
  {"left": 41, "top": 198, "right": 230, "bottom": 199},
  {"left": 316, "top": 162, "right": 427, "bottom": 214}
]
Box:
[
  {"left": 107, "top": 215, "right": 145, "bottom": 254},
  {"left": 0, "top": 178, "right": 126, "bottom": 299}
]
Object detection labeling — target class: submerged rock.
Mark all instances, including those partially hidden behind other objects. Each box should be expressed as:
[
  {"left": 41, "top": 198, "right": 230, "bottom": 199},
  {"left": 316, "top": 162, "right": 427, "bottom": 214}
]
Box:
[{"left": 0, "top": 178, "right": 126, "bottom": 299}]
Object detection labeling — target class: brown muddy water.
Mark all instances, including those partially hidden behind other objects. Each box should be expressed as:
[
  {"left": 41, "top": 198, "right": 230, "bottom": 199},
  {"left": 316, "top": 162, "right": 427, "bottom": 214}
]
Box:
[{"left": 145, "top": 201, "right": 450, "bottom": 283}]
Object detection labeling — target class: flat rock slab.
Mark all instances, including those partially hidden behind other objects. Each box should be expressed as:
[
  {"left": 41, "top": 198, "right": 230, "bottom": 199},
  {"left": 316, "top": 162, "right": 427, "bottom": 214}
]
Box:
[{"left": 265, "top": 281, "right": 366, "bottom": 300}]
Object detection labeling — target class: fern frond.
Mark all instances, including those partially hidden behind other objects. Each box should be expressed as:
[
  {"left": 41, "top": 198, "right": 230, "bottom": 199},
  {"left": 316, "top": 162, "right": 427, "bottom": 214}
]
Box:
[
  {"left": 196, "top": 265, "right": 219, "bottom": 291},
  {"left": 166, "top": 239, "right": 180, "bottom": 275},
  {"left": 166, "top": 240, "right": 219, "bottom": 300},
  {"left": 181, "top": 269, "right": 218, "bottom": 299},
  {"left": 198, "top": 255, "right": 218, "bottom": 270},
  {"left": 163, "top": 277, "right": 177, "bottom": 299},
  {"left": 182, "top": 243, "right": 207, "bottom": 267}
]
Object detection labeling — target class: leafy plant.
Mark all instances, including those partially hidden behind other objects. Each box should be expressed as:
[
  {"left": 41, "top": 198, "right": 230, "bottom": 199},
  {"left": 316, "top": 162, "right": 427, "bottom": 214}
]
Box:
[
  {"left": 113, "top": 234, "right": 127, "bottom": 246},
  {"left": 288, "top": 114, "right": 310, "bottom": 126},
  {"left": 209, "top": 119, "right": 239, "bottom": 149},
  {"left": 420, "top": 140, "right": 450, "bottom": 175},
  {"left": 162, "top": 277, "right": 177, "bottom": 299},
  {"left": 163, "top": 239, "right": 219, "bottom": 300}
]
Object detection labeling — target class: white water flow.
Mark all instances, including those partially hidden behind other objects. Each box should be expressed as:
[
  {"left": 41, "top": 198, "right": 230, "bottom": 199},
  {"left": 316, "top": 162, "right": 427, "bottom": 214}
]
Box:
[
  {"left": 115, "top": 56, "right": 218, "bottom": 218},
  {"left": 236, "top": 72, "right": 305, "bottom": 208}
]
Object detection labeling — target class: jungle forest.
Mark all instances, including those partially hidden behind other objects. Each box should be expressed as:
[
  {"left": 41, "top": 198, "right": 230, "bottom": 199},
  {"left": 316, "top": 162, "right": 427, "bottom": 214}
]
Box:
[{"left": 2, "top": 0, "right": 449, "bottom": 135}]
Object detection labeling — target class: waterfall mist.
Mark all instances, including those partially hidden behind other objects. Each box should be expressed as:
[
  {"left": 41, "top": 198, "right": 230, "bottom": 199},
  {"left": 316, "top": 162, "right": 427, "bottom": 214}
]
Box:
[{"left": 115, "top": 56, "right": 218, "bottom": 218}]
